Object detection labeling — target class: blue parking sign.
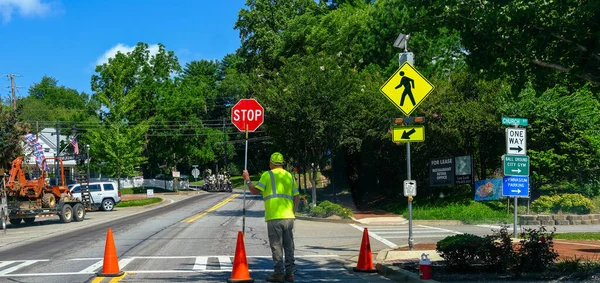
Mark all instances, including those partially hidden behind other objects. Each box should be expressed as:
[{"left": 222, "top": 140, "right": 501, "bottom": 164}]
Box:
[{"left": 502, "top": 176, "right": 529, "bottom": 197}]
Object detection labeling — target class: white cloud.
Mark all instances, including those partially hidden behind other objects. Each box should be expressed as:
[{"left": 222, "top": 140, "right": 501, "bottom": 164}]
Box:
[
  {"left": 95, "top": 43, "right": 160, "bottom": 66},
  {"left": 0, "top": 0, "right": 54, "bottom": 23}
]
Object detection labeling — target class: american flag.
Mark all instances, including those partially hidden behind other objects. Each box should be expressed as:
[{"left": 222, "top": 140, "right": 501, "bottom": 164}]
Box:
[{"left": 70, "top": 136, "right": 79, "bottom": 155}]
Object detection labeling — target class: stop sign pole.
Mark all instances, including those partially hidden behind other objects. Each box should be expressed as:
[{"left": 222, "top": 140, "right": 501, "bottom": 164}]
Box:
[{"left": 231, "top": 99, "right": 264, "bottom": 236}]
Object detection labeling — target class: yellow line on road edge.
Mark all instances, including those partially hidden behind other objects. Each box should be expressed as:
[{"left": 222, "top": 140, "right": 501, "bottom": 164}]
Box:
[
  {"left": 181, "top": 194, "right": 240, "bottom": 223},
  {"left": 91, "top": 272, "right": 128, "bottom": 283},
  {"left": 109, "top": 272, "right": 127, "bottom": 283}
]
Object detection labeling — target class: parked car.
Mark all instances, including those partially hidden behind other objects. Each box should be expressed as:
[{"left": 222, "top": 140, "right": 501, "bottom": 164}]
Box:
[{"left": 68, "top": 181, "right": 121, "bottom": 211}]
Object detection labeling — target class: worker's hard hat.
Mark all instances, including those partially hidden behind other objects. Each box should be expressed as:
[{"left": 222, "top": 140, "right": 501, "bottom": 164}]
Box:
[{"left": 270, "top": 152, "right": 284, "bottom": 165}]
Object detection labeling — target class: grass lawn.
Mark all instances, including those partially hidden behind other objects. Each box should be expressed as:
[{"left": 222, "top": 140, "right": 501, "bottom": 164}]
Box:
[
  {"left": 116, "top": 197, "right": 162, "bottom": 207},
  {"left": 553, "top": 232, "right": 600, "bottom": 240}
]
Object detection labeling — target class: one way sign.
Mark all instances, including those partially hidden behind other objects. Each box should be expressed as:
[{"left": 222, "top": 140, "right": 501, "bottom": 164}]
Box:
[{"left": 506, "top": 128, "right": 526, "bottom": 155}]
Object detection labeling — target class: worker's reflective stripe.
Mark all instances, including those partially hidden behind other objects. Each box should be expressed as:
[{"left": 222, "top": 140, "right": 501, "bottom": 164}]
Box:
[
  {"left": 292, "top": 188, "right": 299, "bottom": 194},
  {"left": 264, "top": 194, "right": 294, "bottom": 201},
  {"left": 256, "top": 182, "right": 266, "bottom": 189},
  {"left": 269, "top": 171, "right": 277, "bottom": 195}
]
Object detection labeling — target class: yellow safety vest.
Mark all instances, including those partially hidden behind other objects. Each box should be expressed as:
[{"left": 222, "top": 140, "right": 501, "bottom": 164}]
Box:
[{"left": 256, "top": 168, "right": 300, "bottom": 221}]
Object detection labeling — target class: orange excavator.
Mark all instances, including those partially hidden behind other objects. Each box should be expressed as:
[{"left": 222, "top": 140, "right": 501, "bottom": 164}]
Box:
[
  {"left": 3, "top": 156, "right": 89, "bottom": 226},
  {"left": 5, "top": 157, "right": 71, "bottom": 208}
]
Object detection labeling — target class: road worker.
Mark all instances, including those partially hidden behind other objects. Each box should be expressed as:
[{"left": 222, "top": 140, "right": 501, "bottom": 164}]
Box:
[{"left": 242, "top": 152, "right": 300, "bottom": 282}]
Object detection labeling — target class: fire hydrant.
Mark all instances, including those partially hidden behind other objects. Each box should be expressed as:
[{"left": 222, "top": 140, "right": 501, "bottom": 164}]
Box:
[{"left": 419, "top": 253, "right": 432, "bottom": 280}]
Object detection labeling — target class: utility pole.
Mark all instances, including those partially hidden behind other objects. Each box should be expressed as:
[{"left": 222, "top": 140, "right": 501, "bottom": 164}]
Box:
[
  {"left": 222, "top": 117, "right": 227, "bottom": 172},
  {"left": 5, "top": 74, "right": 22, "bottom": 110}
]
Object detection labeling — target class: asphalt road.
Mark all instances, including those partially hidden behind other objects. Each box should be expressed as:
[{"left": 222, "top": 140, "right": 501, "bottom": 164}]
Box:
[{"left": 0, "top": 191, "right": 393, "bottom": 283}]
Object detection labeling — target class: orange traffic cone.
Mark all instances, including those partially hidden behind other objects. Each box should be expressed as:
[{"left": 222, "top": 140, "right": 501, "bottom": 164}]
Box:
[
  {"left": 227, "top": 231, "right": 254, "bottom": 283},
  {"left": 96, "top": 228, "right": 124, "bottom": 277},
  {"left": 354, "top": 228, "right": 377, "bottom": 273}
]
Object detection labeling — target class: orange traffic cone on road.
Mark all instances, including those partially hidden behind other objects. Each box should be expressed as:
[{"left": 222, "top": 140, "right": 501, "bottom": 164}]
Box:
[
  {"left": 354, "top": 228, "right": 377, "bottom": 273},
  {"left": 227, "top": 231, "right": 254, "bottom": 283},
  {"left": 97, "top": 228, "right": 124, "bottom": 277}
]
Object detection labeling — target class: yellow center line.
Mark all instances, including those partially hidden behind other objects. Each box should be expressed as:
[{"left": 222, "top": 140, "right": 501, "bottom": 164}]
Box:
[
  {"left": 109, "top": 272, "right": 128, "bottom": 283},
  {"left": 181, "top": 194, "right": 240, "bottom": 223}
]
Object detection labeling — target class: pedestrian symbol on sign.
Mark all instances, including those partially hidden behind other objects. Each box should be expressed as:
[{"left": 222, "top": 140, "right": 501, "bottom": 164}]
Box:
[{"left": 395, "top": 71, "right": 415, "bottom": 106}]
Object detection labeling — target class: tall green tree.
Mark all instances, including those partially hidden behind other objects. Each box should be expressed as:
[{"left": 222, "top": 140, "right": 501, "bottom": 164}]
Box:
[
  {"left": 89, "top": 44, "right": 153, "bottom": 187},
  {"left": 0, "top": 106, "right": 26, "bottom": 170}
]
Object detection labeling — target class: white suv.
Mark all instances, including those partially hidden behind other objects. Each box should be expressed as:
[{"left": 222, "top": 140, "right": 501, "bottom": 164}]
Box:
[{"left": 69, "top": 182, "right": 122, "bottom": 211}]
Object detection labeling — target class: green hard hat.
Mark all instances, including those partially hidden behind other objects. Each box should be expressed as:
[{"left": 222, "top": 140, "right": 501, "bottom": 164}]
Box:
[{"left": 270, "top": 152, "right": 284, "bottom": 165}]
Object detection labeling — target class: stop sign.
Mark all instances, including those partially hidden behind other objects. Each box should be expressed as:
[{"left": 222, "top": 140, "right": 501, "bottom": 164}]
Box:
[{"left": 231, "top": 99, "right": 264, "bottom": 132}]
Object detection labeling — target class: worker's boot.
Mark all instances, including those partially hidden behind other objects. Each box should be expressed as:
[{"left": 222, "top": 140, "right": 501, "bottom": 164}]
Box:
[
  {"left": 284, "top": 273, "right": 294, "bottom": 282},
  {"left": 266, "top": 273, "right": 284, "bottom": 282}
]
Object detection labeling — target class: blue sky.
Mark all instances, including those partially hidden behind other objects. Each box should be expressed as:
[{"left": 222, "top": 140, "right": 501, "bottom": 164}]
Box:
[{"left": 0, "top": 0, "right": 247, "bottom": 100}]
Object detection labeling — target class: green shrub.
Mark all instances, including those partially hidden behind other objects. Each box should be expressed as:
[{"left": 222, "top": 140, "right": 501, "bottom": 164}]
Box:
[
  {"left": 557, "top": 193, "right": 594, "bottom": 214},
  {"left": 531, "top": 194, "right": 594, "bottom": 214},
  {"left": 479, "top": 225, "right": 515, "bottom": 272},
  {"left": 531, "top": 195, "right": 560, "bottom": 213},
  {"left": 308, "top": 200, "right": 354, "bottom": 219},
  {"left": 516, "top": 226, "right": 559, "bottom": 272},
  {"left": 436, "top": 234, "right": 487, "bottom": 271},
  {"left": 310, "top": 206, "right": 327, "bottom": 218}
]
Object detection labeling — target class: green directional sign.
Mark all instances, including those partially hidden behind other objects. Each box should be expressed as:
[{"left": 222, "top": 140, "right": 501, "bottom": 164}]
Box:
[
  {"left": 503, "top": 155, "right": 529, "bottom": 176},
  {"left": 502, "top": 117, "right": 528, "bottom": 127}
]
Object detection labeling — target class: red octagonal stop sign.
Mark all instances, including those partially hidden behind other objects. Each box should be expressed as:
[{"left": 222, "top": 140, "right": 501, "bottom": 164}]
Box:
[{"left": 231, "top": 99, "right": 264, "bottom": 132}]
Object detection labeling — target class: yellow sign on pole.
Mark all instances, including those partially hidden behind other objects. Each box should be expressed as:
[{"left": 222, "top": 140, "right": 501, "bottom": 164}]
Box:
[
  {"left": 380, "top": 62, "right": 435, "bottom": 116},
  {"left": 393, "top": 126, "right": 425, "bottom": 142}
]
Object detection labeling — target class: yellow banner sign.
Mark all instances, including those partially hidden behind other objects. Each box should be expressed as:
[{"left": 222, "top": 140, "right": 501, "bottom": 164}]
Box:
[
  {"left": 393, "top": 126, "right": 425, "bottom": 142},
  {"left": 380, "top": 62, "right": 435, "bottom": 116}
]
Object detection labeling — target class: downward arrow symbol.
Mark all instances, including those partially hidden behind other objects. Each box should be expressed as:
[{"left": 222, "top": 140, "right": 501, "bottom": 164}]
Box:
[{"left": 401, "top": 128, "right": 416, "bottom": 139}]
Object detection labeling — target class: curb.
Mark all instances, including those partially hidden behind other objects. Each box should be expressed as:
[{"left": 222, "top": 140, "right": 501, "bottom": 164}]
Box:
[
  {"left": 376, "top": 263, "right": 440, "bottom": 283},
  {"left": 413, "top": 220, "right": 464, "bottom": 226},
  {"left": 295, "top": 215, "right": 357, "bottom": 223}
]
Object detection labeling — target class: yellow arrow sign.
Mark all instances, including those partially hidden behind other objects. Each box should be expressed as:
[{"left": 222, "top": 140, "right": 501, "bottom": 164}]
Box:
[
  {"left": 380, "top": 62, "right": 435, "bottom": 116},
  {"left": 393, "top": 126, "right": 425, "bottom": 142}
]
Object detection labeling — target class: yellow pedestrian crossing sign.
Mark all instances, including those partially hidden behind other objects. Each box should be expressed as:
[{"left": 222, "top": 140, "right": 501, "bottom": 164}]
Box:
[{"left": 380, "top": 62, "right": 435, "bottom": 116}]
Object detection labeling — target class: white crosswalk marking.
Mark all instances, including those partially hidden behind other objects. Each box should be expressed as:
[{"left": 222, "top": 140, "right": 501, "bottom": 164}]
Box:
[
  {"left": 0, "top": 260, "right": 44, "bottom": 275},
  {"left": 351, "top": 224, "right": 463, "bottom": 246},
  {"left": 193, "top": 256, "right": 208, "bottom": 270},
  {"left": 217, "top": 256, "right": 232, "bottom": 270},
  {"left": 0, "top": 255, "right": 343, "bottom": 277}
]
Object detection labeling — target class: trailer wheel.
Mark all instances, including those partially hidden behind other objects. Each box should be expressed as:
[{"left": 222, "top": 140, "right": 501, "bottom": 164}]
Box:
[
  {"left": 59, "top": 204, "right": 73, "bottom": 223},
  {"left": 1, "top": 210, "right": 6, "bottom": 233},
  {"left": 9, "top": 218, "right": 22, "bottom": 226},
  {"left": 73, "top": 203, "right": 85, "bottom": 222},
  {"left": 23, "top": 218, "right": 35, "bottom": 225}
]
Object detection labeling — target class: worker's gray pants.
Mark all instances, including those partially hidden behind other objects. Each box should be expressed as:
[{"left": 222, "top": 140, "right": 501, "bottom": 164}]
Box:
[{"left": 267, "top": 218, "right": 295, "bottom": 275}]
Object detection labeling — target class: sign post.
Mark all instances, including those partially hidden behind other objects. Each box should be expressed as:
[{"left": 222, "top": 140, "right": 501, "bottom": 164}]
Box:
[
  {"left": 231, "top": 99, "right": 265, "bottom": 236},
  {"left": 501, "top": 117, "right": 529, "bottom": 238},
  {"left": 380, "top": 53, "right": 435, "bottom": 250}
]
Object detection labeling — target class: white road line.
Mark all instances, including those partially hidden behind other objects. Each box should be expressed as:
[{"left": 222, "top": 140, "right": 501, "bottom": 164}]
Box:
[
  {"left": 127, "top": 255, "right": 339, "bottom": 260},
  {"left": 386, "top": 235, "right": 458, "bottom": 239},
  {"left": 193, "top": 256, "right": 208, "bottom": 271},
  {"left": 79, "top": 260, "right": 104, "bottom": 273},
  {"left": 417, "top": 225, "right": 462, "bottom": 234},
  {"left": 118, "top": 258, "right": 134, "bottom": 270},
  {"left": 349, "top": 224, "right": 398, "bottom": 249},
  {"left": 0, "top": 260, "right": 40, "bottom": 276},
  {"left": 218, "top": 256, "right": 232, "bottom": 270},
  {"left": 374, "top": 230, "right": 454, "bottom": 234},
  {"left": 69, "top": 258, "right": 102, "bottom": 261},
  {"left": 0, "top": 262, "right": 15, "bottom": 269},
  {"left": 476, "top": 224, "right": 503, "bottom": 229},
  {"left": 1, "top": 268, "right": 349, "bottom": 277}
]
